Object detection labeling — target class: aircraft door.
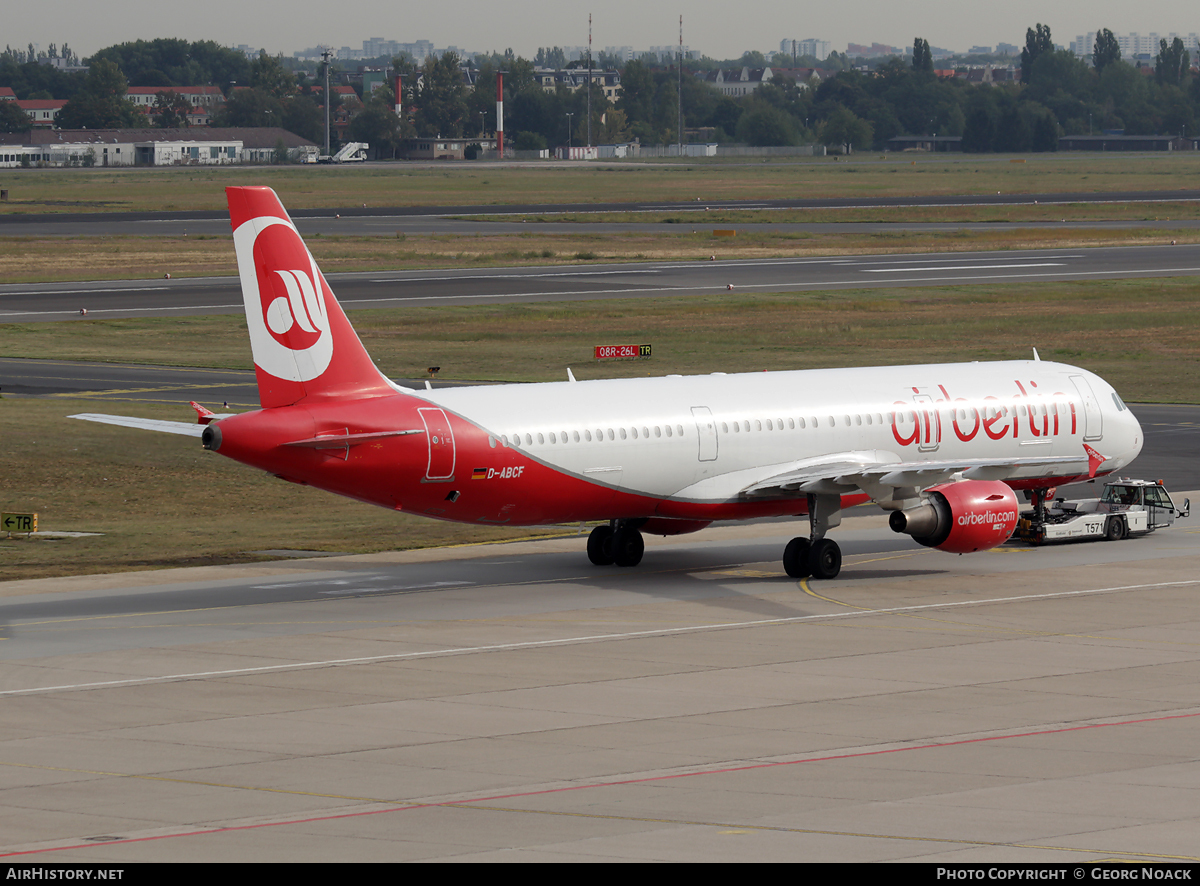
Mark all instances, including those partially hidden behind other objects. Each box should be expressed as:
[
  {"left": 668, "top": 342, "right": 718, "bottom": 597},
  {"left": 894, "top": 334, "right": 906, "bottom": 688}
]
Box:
[
  {"left": 692, "top": 406, "right": 718, "bottom": 462},
  {"left": 419, "top": 407, "right": 456, "bottom": 481},
  {"left": 1069, "top": 376, "right": 1104, "bottom": 441}
]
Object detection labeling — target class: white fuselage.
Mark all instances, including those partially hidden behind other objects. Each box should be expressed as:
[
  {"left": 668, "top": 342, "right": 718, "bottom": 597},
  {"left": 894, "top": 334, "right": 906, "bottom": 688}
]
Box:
[{"left": 418, "top": 359, "right": 1143, "bottom": 504}]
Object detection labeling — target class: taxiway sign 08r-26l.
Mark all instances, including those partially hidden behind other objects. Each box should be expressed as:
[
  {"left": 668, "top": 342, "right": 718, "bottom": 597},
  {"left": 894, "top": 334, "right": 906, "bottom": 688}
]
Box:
[{"left": 72, "top": 186, "right": 1145, "bottom": 579}]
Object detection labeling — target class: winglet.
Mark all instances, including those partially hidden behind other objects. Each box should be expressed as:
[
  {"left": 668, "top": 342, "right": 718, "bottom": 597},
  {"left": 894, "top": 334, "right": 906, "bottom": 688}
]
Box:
[
  {"left": 190, "top": 401, "right": 217, "bottom": 425},
  {"left": 1083, "top": 443, "right": 1106, "bottom": 479}
]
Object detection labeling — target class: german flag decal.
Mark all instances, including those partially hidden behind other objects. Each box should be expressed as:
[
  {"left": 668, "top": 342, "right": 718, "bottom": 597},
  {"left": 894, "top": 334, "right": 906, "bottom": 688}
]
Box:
[{"left": 472, "top": 467, "right": 489, "bottom": 480}]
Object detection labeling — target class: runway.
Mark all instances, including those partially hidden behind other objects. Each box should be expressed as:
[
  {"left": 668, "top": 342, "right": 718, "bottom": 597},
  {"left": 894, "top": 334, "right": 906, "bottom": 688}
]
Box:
[
  {"left": 4, "top": 188, "right": 1199, "bottom": 238},
  {"left": 2, "top": 517, "right": 1199, "bottom": 861},
  {"left": 4, "top": 244, "right": 1200, "bottom": 322}
]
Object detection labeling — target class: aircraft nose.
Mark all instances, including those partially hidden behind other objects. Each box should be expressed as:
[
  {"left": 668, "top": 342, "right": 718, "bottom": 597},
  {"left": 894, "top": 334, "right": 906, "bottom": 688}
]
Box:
[{"left": 1123, "top": 406, "right": 1144, "bottom": 465}]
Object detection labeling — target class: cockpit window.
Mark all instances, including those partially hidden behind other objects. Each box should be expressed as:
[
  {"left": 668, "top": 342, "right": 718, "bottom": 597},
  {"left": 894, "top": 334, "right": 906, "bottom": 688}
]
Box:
[{"left": 1111, "top": 393, "right": 1126, "bottom": 412}]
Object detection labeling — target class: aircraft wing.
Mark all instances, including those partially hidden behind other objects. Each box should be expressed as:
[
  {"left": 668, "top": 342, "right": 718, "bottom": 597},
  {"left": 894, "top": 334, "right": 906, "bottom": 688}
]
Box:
[
  {"left": 742, "top": 453, "right": 1090, "bottom": 497},
  {"left": 673, "top": 450, "right": 1091, "bottom": 501},
  {"left": 69, "top": 413, "right": 206, "bottom": 438}
]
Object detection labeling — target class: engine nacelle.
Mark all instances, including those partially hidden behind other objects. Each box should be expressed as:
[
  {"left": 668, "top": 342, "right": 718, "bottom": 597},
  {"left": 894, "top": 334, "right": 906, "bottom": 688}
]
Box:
[{"left": 888, "top": 480, "right": 1018, "bottom": 553}]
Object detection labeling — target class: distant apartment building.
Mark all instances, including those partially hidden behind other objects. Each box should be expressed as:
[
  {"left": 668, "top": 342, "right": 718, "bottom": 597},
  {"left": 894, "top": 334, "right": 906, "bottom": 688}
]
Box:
[
  {"left": 704, "top": 67, "right": 819, "bottom": 97},
  {"left": 1069, "top": 31, "right": 1200, "bottom": 60},
  {"left": 538, "top": 69, "right": 621, "bottom": 102},
  {"left": 15, "top": 99, "right": 67, "bottom": 127},
  {"left": 645, "top": 45, "right": 691, "bottom": 63},
  {"left": 779, "top": 38, "right": 831, "bottom": 60},
  {"left": 604, "top": 46, "right": 635, "bottom": 62},
  {"left": 846, "top": 42, "right": 904, "bottom": 58},
  {"left": 125, "top": 86, "right": 225, "bottom": 109}
]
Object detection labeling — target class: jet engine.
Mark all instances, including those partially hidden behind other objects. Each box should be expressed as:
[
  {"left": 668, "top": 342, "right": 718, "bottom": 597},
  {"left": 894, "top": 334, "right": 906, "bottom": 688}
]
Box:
[{"left": 888, "top": 480, "right": 1019, "bottom": 553}]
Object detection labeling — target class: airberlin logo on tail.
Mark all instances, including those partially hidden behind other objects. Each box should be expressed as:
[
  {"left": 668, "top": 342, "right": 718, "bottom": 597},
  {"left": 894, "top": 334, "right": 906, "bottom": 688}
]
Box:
[
  {"left": 232, "top": 216, "right": 333, "bottom": 382},
  {"left": 265, "top": 269, "right": 324, "bottom": 349}
]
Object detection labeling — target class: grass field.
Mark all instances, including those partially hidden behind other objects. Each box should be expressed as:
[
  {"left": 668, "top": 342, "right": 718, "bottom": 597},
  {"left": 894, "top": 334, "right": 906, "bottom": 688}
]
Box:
[
  {"left": 5, "top": 278, "right": 1198, "bottom": 395},
  {"left": 0, "top": 399, "right": 572, "bottom": 581},
  {"left": 3, "top": 153, "right": 1200, "bottom": 214}
]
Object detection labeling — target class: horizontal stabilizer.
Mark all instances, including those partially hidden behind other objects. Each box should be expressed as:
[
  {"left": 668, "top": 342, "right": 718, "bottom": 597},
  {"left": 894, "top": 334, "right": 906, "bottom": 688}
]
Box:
[
  {"left": 283, "top": 429, "right": 423, "bottom": 448},
  {"left": 70, "top": 414, "right": 205, "bottom": 438}
]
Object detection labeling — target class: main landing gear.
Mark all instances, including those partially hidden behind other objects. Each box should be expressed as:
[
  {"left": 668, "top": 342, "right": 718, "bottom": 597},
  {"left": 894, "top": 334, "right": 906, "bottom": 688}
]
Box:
[
  {"left": 783, "top": 493, "right": 844, "bottom": 580},
  {"left": 587, "top": 520, "right": 644, "bottom": 568}
]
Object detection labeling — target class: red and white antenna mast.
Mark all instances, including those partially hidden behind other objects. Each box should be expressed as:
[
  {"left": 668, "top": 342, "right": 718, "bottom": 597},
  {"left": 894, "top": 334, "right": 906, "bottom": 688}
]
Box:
[{"left": 496, "top": 70, "right": 505, "bottom": 158}]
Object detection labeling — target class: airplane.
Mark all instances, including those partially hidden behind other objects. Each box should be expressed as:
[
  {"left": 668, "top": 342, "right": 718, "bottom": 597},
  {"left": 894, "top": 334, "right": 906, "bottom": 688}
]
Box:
[{"left": 72, "top": 186, "right": 1144, "bottom": 580}]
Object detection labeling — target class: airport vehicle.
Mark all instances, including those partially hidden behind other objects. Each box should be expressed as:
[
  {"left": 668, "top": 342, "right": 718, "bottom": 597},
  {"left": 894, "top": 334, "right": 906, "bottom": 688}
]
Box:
[
  {"left": 318, "top": 142, "right": 369, "bottom": 164},
  {"left": 1014, "top": 479, "right": 1189, "bottom": 544},
  {"left": 71, "top": 187, "right": 1145, "bottom": 580}
]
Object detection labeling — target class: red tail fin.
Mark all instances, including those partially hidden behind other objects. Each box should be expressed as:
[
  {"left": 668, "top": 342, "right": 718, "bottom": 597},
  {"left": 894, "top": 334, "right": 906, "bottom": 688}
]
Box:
[{"left": 226, "top": 186, "right": 395, "bottom": 408}]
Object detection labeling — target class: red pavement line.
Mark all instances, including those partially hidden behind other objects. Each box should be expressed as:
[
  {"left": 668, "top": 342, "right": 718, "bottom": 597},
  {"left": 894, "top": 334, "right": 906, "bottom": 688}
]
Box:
[{"left": 4, "top": 709, "right": 1197, "bottom": 858}]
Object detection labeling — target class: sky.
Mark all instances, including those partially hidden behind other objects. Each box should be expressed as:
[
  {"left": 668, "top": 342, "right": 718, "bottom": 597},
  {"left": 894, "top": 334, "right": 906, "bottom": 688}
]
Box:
[{"left": 9, "top": 1, "right": 1199, "bottom": 61}]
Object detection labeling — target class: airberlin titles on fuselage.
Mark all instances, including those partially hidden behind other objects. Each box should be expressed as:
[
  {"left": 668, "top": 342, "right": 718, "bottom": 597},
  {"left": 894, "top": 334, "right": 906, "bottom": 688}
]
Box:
[{"left": 892, "top": 381, "right": 1088, "bottom": 448}]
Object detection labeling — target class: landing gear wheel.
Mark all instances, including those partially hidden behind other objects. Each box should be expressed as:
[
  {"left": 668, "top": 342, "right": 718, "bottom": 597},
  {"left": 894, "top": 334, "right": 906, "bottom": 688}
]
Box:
[
  {"left": 1104, "top": 517, "right": 1125, "bottom": 542},
  {"left": 783, "top": 537, "right": 811, "bottom": 578},
  {"left": 587, "top": 525, "right": 615, "bottom": 565},
  {"left": 807, "top": 538, "right": 842, "bottom": 580},
  {"left": 610, "top": 528, "right": 644, "bottom": 567}
]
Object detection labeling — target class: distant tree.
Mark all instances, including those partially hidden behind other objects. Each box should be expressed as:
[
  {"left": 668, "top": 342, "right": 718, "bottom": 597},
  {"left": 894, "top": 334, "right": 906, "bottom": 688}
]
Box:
[
  {"left": 349, "top": 94, "right": 408, "bottom": 158},
  {"left": 616, "top": 59, "right": 654, "bottom": 125},
  {"left": 1155, "top": 37, "right": 1189, "bottom": 87},
  {"left": 1020, "top": 23, "right": 1054, "bottom": 84},
  {"left": 152, "top": 90, "right": 192, "bottom": 127},
  {"left": 536, "top": 46, "right": 567, "bottom": 69},
  {"left": 819, "top": 105, "right": 872, "bottom": 150},
  {"left": 962, "top": 99, "right": 997, "bottom": 152},
  {"left": 56, "top": 59, "right": 145, "bottom": 129},
  {"left": 411, "top": 52, "right": 468, "bottom": 137},
  {"left": 250, "top": 52, "right": 297, "bottom": 99},
  {"left": 282, "top": 94, "right": 323, "bottom": 143},
  {"left": 214, "top": 88, "right": 283, "bottom": 127},
  {"left": 913, "top": 38, "right": 933, "bottom": 73},
  {"left": 511, "top": 130, "right": 546, "bottom": 150},
  {"left": 735, "top": 105, "right": 800, "bottom": 145},
  {"left": 1093, "top": 29, "right": 1121, "bottom": 73},
  {"left": 0, "top": 99, "right": 32, "bottom": 132}
]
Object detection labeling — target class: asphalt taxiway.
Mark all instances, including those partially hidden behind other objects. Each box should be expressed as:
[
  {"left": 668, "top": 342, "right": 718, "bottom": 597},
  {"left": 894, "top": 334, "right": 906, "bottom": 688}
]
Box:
[
  {"left": 4, "top": 243, "right": 1200, "bottom": 322},
  {"left": 2, "top": 515, "right": 1199, "bottom": 861}
]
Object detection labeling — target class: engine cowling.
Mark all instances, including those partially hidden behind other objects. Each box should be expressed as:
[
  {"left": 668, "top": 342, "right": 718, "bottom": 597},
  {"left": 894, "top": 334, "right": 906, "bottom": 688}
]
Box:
[{"left": 888, "top": 480, "right": 1019, "bottom": 554}]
